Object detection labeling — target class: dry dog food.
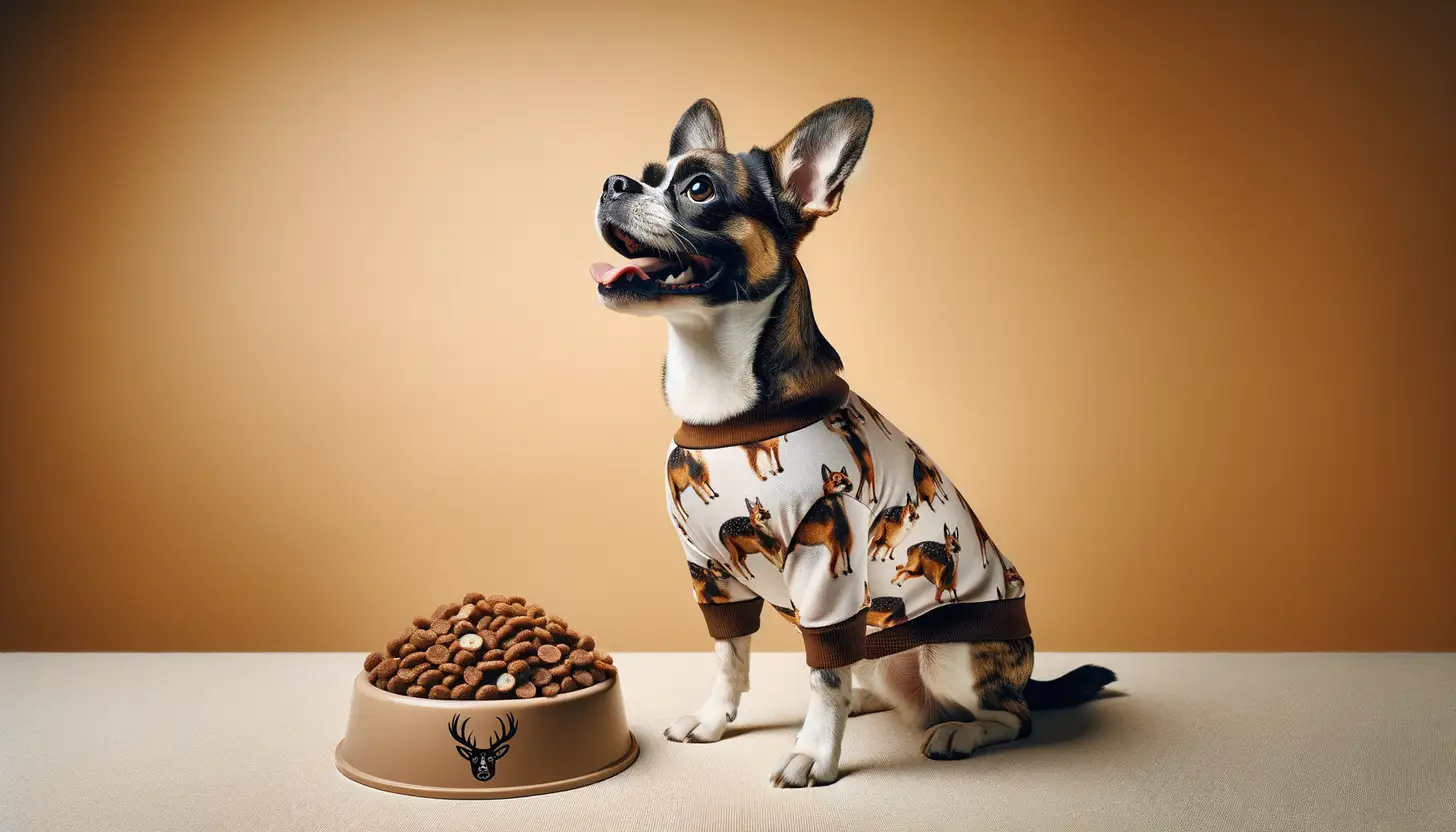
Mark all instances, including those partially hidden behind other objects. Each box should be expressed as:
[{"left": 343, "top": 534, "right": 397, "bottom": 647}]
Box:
[{"left": 365, "top": 593, "right": 616, "bottom": 700}]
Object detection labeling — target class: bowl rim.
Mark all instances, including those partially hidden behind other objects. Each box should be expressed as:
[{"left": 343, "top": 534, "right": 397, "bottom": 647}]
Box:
[{"left": 351, "top": 670, "right": 615, "bottom": 708}]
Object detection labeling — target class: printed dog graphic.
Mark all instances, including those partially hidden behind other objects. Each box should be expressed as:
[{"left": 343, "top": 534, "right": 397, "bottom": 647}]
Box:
[
  {"left": 718, "top": 497, "right": 786, "bottom": 578},
  {"left": 894, "top": 523, "right": 962, "bottom": 603},
  {"left": 825, "top": 410, "right": 877, "bottom": 504},
  {"left": 867, "top": 492, "right": 920, "bottom": 561},
  {"left": 689, "top": 559, "right": 736, "bottom": 604},
  {"left": 907, "top": 439, "right": 949, "bottom": 510},
  {"left": 667, "top": 446, "right": 718, "bottom": 519},
  {"left": 866, "top": 596, "right": 908, "bottom": 629},
  {"left": 741, "top": 437, "right": 784, "bottom": 480},
  {"left": 787, "top": 465, "right": 856, "bottom": 578}
]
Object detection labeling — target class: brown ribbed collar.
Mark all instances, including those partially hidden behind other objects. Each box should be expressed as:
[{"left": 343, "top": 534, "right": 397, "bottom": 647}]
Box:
[{"left": 673, "top": 376, "right": 851, "bottom": 449}]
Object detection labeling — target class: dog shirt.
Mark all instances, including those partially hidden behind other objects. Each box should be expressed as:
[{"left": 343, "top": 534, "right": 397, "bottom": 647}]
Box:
[{"left": 667, "top": 377, "right": 1029, "bottom": 668}]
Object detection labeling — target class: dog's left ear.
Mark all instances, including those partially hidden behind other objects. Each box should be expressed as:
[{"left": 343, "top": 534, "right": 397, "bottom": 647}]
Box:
[
  {"left": 770, "top": 98, "right": 873, "bottom": 218},
  {"left": 670, "top": 99, "right": 727, "bottom": 157}
]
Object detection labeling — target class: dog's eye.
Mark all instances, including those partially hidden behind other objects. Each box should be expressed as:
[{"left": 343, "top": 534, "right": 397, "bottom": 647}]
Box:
[{"left": 685, "top": 176, "right": 715, "bottom": 203}]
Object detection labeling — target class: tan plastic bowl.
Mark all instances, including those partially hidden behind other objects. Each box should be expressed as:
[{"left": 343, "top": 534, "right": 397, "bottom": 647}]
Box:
[{"left": 335, "top": 671, "right": 638, "bottom": 798}]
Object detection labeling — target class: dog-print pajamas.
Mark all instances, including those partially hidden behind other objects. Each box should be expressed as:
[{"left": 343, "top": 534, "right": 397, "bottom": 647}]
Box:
[{"left": 667, "top": 379, "right": 1030, "bottom": 668}]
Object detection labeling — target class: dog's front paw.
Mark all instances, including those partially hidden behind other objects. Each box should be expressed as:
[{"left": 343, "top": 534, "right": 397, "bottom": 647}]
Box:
[
  {"left": 663, "top": 710, "right": 733, "bottom": 743},
  {"left": 770, "top": 751, "right": 838, "bottom": 788}
]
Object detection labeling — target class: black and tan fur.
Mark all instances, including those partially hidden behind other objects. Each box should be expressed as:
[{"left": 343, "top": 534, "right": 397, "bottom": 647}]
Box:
[
  {"left": 667, "top": 446, "right": 718, "bottom": 520},
  {"left": 596, "top": 98, "right": 1115, "bottom": 787},
  {"left": 867, "top": 492, "right": 920, "bottom": 561},
  {"left": 741, "top": 437, "right": 784, "bottom": 480},
  {"left": 858, "top": 396, "right": 893, "bottom": 438},
  {"left": 787, "top": 464, "right": 855, "bottom": 578},
  {"left": 894, "top": 523, "right": 962, "bottom": 603},
  {"left": 825, "top": 409, "right": 877, "bottom": 504},
  {"left": 718, "top": 497, "right": 786, "bottom": 579}
]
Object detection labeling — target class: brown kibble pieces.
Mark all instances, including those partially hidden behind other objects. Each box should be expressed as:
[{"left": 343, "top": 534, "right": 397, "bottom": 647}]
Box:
[{"left": 367, "top": 593, "right": 613, "bottom": 698}]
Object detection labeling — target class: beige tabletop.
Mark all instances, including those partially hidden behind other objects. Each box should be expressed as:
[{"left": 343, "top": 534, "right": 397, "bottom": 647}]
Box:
[{"left": 1, "top": 652, "right": 1452, "bottom": 831}]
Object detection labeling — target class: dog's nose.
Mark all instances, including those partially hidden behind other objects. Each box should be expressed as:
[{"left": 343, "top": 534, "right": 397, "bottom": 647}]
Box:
[{"left": 602, "top": 175, "right": 643, "bottom": 199}]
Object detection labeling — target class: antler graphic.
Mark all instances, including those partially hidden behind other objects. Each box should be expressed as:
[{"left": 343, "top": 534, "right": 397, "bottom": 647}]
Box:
[
  {"left": 487, "top": 713, "right": 518, "bottom": 752},
  {"left": 448, "top": 713, "right": 478, "bottom": 749}
]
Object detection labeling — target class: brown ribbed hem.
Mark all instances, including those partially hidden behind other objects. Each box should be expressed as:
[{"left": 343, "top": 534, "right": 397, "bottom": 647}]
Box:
[
  {"left": 801, "top": 609, "right": 868, "bottom": 669},
  {"left": 698, "top": 598, "right": 763, "bottom": 639},
  {"left": 673, "top": 377, "right": 851, "bottom": 449},
  {"left": 866, "top": 597, "right": 1030, "bottom": 659}
]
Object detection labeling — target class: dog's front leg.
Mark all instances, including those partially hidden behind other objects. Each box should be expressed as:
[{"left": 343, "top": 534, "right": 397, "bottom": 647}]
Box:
[
  {"left": 770, "top": 666, "right": 851, "bottom": 788},
  {"left": 664, "top": 635, "right": 750, "bottom": 743}
]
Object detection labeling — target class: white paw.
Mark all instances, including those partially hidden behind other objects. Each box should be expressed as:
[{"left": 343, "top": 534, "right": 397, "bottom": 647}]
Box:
[
  {"left": 664, "top": 710, "right": 733, "bottom": 743},
  {"left": 770, "top": 750, "right": 839, "bottom": 788},
  {"left": 921, "top": 721, "right": 987, "bottom": 760}
]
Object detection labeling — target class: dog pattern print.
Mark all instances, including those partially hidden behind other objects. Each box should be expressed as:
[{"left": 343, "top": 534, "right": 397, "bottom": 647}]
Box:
[{"left": 667, "top": 391, "right": 1025, "bottom": 638}]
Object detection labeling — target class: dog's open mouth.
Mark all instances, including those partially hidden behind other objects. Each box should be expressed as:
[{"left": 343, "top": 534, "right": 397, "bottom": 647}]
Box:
[{"left": 591, "top": 226, "right": 725, "bottom": 297}]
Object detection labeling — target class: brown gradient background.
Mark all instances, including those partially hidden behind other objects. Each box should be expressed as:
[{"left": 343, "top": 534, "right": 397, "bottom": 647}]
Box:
[{"left": 2, "top": 2, "right": 1453, "bottom": 653}]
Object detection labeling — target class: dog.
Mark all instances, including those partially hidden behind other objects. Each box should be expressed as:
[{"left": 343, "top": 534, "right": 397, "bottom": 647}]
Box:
[
  {"left": 867, "top": 492, "right": 920, "bottom": 562},
  {"left": 593, "top": 97, "right": 1115, "bottom": 787},
  {"left": 718, "top": 497, "right": 786, "bottom": 578}
]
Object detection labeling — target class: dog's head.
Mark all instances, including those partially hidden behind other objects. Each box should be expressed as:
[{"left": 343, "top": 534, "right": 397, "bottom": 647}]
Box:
[{"left": 591, "top": 98, "right": 873, "bottom": 317}]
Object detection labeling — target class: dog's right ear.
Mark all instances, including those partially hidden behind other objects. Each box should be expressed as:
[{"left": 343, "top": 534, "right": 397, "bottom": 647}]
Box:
[
  {"left": 820, "top": 463, "right": 832, "bottom": 481},
  {"left": 770, "top": 98, "right": 873, "bottom": 218},
  {"left": 670, "top": 99, "right": 727, "bottom": 157}
]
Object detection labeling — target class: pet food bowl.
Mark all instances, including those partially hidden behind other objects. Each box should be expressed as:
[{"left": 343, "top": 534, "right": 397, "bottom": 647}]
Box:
[{"left": 335, "top": 672, "right": 638, "bottom": 799}]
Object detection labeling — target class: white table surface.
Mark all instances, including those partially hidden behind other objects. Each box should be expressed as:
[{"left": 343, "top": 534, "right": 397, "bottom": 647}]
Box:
[{"left": 1, "top": 652, "right": 1452, "bottom": 831}]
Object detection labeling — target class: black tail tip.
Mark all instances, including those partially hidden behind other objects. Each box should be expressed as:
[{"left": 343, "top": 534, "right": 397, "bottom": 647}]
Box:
[{"left": 1026, "top": 664, "right": 1118, "bottom": 710}]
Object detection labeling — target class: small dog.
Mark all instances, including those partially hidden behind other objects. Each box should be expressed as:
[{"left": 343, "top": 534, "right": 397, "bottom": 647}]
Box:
[{"left": 592, "top": 98, "right": 1114, "bottom": 787}]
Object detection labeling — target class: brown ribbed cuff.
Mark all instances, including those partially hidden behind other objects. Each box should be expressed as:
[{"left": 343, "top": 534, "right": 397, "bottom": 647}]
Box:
[
  {"left": 866, "top": 597, "right": 1030, "bottom": 660},
  {"left": 698, "top": 598, "right": 764, "bottom": 639},
  {"left": 673, "top": 377, "right": 850, "bottom": 449},
  {"left": 801, "top": 609, "right": 868, "bottom": 669}
]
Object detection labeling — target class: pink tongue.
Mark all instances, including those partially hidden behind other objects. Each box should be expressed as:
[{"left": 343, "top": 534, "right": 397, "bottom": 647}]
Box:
[{"left": 589, "top": 257, "right": 674, "bottom": 286}]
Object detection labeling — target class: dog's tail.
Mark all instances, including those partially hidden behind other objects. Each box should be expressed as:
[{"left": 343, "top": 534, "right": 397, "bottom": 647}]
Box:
[{"left": 1025, "top": 664, "right": 1117, "bottom": 710}]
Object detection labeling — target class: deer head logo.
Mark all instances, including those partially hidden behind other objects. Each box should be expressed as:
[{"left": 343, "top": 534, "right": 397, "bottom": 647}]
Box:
[{"left": 448, "top": 713, "right": 518, "bottom": 782}]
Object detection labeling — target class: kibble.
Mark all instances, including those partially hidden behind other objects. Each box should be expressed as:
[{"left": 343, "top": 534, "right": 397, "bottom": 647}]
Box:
[{"left": 362, "top": 592, "right": 616, "bottom": 699}]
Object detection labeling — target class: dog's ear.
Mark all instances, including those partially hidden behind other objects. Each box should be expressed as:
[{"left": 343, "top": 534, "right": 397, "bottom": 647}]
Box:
[
  {"left": 770, "top": 98, "right": 873, "bottom": 218},
  {"left": 745, "top": 497, "right": 753, "bottom": 513},
  {"left": 670, "top": 99, "right": 727, "bottom": 157},
  {"left": 821, "top": 464, "right": 831, "bottom": 480}
]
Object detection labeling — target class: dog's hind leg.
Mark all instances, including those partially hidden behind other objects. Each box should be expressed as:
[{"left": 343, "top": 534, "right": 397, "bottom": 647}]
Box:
[{"left": 918, "top": 641, "right": 1033, "bottom": 760}]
